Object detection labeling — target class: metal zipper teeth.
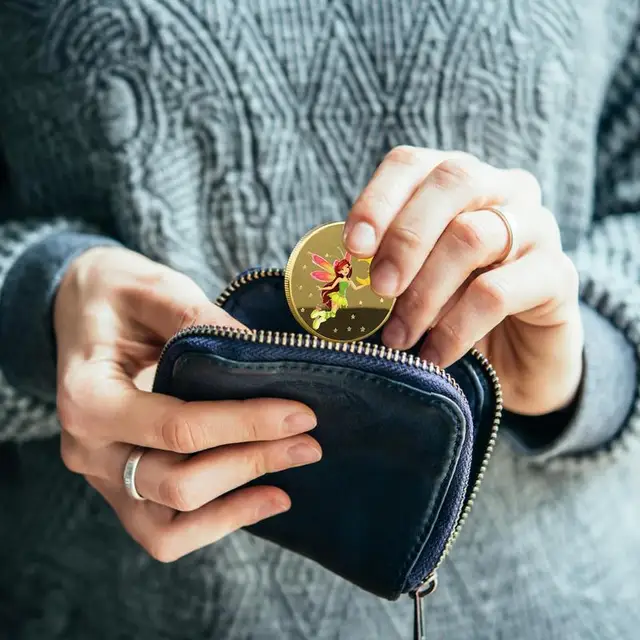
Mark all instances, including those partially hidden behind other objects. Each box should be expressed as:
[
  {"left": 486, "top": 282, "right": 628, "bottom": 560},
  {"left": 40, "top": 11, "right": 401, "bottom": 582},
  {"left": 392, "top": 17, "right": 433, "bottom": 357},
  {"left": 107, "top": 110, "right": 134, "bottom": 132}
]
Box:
[
  {"left": 214, "top": 267, "right": 284, "bottom": 307},
  {"left": 161, "top": 268, "right": 503, "bottom": 593},
  {"left": 414, "top": 349, "right": 502, "bottom": 594},
  {"left": 159, "top": 323, "right": 464, "bottom": 394}
]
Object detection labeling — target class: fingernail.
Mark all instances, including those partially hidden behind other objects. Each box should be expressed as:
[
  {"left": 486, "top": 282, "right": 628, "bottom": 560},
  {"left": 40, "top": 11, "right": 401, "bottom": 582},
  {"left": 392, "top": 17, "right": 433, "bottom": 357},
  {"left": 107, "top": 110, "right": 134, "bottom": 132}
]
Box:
[
  {"left": 257, "top": 498, "right": 290, "bottom": 521},
  {"left": 371, "top": 260, "right": 399, "bottom": 297},
  {"left": 346, "top": 221, "right": 376, "bottom": 255},
  {"left": 284, "top": 412, "right": 317, "bottom": 435},
  {"left": 383, "top": 317, "right": 406, "bottom": 348},
  {"left": 287, "top": 442, "right": 322, "bottom": 467}
]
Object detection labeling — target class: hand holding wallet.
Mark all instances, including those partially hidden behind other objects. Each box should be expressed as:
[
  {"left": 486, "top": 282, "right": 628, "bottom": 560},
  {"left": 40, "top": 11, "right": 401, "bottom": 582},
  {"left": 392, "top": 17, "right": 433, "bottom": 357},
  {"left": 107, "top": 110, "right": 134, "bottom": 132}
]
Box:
[{"left": 153, "top": 259, "right": 502, "bottom": 638}]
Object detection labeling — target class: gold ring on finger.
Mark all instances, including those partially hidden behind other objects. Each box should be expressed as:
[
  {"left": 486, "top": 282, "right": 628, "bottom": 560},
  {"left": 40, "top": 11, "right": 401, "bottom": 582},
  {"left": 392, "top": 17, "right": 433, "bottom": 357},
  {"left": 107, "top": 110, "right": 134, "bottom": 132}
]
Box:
[{"left": 485, "top": 206, "right": 517, "bottom": 265}]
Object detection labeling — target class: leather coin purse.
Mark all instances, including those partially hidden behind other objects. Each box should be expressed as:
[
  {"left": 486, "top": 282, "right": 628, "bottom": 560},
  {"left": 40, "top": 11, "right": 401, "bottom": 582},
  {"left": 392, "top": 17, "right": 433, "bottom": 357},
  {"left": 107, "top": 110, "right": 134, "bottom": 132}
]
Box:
[{"left": 153, "top": 267, "right": 502, "bottom": 637}]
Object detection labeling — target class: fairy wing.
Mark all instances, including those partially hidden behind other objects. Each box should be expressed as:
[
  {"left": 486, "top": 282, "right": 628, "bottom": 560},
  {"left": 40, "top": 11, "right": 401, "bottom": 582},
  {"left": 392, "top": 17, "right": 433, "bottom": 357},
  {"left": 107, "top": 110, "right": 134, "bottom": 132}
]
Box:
[
  {"left": 309, "top": 252, "right": 334, "bottom": 273},
  {"left": 309, "top": 252, "right": 336, "bottom": 282},
  {"left": 310, "top": 270, "right": 335, "bottom": 282}
]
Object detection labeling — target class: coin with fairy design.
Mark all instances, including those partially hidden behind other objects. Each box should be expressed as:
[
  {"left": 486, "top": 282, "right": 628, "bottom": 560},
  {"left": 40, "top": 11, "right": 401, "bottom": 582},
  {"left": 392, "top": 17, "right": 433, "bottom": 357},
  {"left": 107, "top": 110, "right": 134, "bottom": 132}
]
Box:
[{"left": 284, "top": 221, "right": 395, "bottom": 342}]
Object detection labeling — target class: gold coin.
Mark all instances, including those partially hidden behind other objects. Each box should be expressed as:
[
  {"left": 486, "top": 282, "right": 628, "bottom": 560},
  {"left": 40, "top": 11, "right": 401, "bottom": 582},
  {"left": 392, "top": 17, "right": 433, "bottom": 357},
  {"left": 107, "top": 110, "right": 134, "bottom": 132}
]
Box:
[{"left": 284, "top": 221, "right": 395, "bottom": 342}]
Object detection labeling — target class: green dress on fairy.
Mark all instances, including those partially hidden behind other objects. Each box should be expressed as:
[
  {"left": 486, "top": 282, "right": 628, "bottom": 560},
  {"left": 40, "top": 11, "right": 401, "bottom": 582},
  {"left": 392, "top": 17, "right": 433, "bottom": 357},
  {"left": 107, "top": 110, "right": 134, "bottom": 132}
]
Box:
[
  {"left": 311, "top": 279, "right": 350, "bottom": 329},
  {"left": 328, "top": 279, "right": 349, "bottom": 309}
]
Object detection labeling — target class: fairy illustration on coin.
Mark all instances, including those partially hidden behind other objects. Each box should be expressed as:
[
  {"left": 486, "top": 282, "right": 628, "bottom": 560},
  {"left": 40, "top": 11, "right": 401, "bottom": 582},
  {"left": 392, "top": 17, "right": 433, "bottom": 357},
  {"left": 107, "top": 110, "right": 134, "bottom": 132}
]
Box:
[{"left": 308, "top": 251, "right": 368, "bottom": 330}]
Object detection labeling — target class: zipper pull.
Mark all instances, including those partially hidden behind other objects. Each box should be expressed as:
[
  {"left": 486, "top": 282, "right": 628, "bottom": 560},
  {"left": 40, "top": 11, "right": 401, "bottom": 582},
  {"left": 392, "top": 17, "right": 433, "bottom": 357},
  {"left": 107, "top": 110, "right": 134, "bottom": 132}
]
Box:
[
  {"left": 412, "top": 590, "right": 425, "bottom": 640},
  {"left": 410, "top": 572, "right": 438, "bottom": 640}
]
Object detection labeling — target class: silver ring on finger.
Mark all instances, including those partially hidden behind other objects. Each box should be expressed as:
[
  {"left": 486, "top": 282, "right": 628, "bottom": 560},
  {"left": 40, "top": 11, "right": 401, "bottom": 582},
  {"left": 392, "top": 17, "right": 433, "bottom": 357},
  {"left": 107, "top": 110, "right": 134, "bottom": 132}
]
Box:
[
  {"left": 123, "top": 446, "right": 147, "bottom": 501},
  {"left": 485, "top": 205, "right": 517, "bottom": 265}
]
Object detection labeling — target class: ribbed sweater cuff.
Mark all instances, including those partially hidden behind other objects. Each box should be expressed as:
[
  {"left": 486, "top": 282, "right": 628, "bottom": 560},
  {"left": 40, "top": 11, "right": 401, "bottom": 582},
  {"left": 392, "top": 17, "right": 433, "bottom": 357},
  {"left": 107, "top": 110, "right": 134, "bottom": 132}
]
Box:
[{"left": 0, "top": 229, "right": 121, "bottom": 402}]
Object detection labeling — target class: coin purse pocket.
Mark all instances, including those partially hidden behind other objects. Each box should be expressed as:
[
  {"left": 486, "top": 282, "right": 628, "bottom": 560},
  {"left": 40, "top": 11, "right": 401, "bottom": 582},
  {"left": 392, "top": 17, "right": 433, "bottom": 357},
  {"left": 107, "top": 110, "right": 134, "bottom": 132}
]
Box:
[{"left": 153, "top": 270, "right": 501, "bottom": 601}]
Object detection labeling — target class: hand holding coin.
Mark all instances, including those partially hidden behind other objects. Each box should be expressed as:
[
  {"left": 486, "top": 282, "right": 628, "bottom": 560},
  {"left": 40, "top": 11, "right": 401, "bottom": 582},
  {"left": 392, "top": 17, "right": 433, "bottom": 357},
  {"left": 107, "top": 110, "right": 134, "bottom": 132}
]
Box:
[
  {"left": 339, "top": 146, "right": 583, "bottom": 417},
  {"left": 284, "top": 222, "right": 395, "bottom": 343}
]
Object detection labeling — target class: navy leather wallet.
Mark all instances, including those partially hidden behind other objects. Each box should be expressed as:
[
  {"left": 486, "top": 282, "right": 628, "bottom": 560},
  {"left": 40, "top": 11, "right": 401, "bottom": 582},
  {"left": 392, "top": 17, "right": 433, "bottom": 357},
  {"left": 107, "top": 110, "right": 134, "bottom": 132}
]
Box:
[{"left": 153, "top": 268, "right": 502, "bottom": 629}]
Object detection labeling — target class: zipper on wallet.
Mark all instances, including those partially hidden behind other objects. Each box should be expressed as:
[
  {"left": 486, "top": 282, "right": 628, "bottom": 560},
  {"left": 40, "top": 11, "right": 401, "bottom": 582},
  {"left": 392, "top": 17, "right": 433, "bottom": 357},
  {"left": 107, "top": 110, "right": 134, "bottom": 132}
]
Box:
[{"left": 159, "top": 268, "right": 503, "bottom": 638}]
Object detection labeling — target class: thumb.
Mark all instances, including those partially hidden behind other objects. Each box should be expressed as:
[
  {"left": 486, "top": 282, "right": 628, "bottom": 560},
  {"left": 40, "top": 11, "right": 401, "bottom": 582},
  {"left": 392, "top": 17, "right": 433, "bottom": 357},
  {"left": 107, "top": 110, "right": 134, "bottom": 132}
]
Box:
[
  {"left": 132, "top": 273, "right": 247, "bottom": 392},
  {"left": 134, "top": 270, "right": 249, "bottom": 341},
  {"left": 130, "top": 273, "right": 248, "bottom": 393}
]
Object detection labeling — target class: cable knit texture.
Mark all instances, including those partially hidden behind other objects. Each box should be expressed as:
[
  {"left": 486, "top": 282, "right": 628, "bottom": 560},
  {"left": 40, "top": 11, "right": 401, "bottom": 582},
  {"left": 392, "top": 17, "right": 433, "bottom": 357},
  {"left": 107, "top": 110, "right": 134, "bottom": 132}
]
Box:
[{"left": 0, "top": 1, "right": 639, "bottom": 638}]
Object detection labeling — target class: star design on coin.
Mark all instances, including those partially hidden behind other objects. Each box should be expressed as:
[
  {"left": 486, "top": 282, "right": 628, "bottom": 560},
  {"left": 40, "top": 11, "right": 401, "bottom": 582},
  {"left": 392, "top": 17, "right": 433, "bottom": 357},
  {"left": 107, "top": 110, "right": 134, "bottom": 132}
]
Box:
[
  {"left": 333, "top": 328, "right": 338, "bottom": 333},
  {"left": 302, "top": 265, "right": 307, "bottom": 270},
  {"left": 301, "top": 308, "right": 305, "bottom": 313},
  {"left": 379, "top": 297, "right": 384, "bottom": 303},
  {"left": 347, "top": 326, "right": 352, "bottom": 332},
  {"left": 351, "top": 314, "right": 356, "bottom": 320},
  {"left": 298, "top": 285, "right": 303, "bottom": 290},
  {"left": 358, "top": 300, "right": 363, "bottom": 305},
  {"left": 360, "top": 326, "right": 366, "bottom": 332},
  {"left": 308, "top": 293, "right": 313, "bottom": 298}
]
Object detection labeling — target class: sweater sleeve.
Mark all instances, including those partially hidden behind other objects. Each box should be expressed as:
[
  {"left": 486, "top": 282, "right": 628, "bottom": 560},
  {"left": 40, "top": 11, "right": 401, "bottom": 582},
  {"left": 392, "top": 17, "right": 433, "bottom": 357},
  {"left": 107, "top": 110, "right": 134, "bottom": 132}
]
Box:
[
  {"left": 503, "top": 25, "right": 640, "bottom": 465},
  {"left": 0, "top": 215, "right": 121, "bottom": 443},
  {"left": 0, "top": 7, "right": 127, "bottom": 443}
]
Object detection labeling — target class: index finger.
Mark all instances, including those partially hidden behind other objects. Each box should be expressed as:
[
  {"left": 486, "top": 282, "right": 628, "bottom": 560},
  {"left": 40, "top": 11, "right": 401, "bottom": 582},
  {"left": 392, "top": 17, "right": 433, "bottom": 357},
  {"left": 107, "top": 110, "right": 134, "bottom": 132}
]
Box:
[
  {"left": 362, "top": 155, "right": 499, "bottom": 298},
  {"left": 343, "top": 147, "right": 437, "bottom": 256},
  {"left": 343, "top": 147, "right": 467, "bottom": 257},
  {"left": 59, "top": 360, "right": 317, "bottom": 452}
]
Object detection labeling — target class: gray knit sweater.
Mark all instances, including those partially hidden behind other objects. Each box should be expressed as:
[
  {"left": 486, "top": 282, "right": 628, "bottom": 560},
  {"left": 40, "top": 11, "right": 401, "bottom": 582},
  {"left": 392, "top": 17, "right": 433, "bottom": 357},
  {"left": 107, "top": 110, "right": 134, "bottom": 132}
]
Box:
[{"left": 1, "top": 1, "right": 640, "bottom": 639}]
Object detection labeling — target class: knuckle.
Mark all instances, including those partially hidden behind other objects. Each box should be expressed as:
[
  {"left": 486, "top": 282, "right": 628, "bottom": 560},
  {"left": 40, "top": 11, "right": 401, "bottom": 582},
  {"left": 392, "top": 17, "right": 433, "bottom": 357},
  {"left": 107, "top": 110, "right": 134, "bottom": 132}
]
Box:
[
  {"left": 239, "top": 405, "right": 262, "bottom": 442},
  {"left": 472, "top": 273, "right": 509, "bottom": 315},
  {"left": 437, "top": 319, "right": 465, "bottom": 350},
  {"left": 429, "top": 157, "right": 478, "bottom": 191},
  {"left": 158, "top": 471, "right": 197, "bottom": 512},
  {"left": 448, "top": 213, "right": 487, "bottom": 254},
  {"left": 244, "top": 447, "right": 268, "bottom": 479},
  {"left": 389, "top": 224, "right": 423, "bottom": 252},
  {"left": 145, "top": 530, "right": 182, "bottom": 564},
  {"left": 385, "top": 145, "right": 425, "bottom": 167},
  {"left": 510, "top": 168, "right": 542, "bottom": 203},
  {"left": 352, "top": 189, "right": 394, "bottom": 222},
  {"left": 399, "top": 285, "right": 428, "bottom": 320},
  {"left": 160, "top": 410, "right": 202, "bottom": 454}
]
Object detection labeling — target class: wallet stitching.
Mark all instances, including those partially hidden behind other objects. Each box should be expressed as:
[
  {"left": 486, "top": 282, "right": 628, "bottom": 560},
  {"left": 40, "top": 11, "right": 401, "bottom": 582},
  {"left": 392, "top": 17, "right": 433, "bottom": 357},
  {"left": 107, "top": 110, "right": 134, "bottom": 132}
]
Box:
[
  {"left": 449, "top": 359, "right": 484, "bottom": 422},
  {"left": 174, "top": 353, "right": 465, "bottom": 597},
  {"left": 455, "top": 365, "right": 479, "bottom": 418}
]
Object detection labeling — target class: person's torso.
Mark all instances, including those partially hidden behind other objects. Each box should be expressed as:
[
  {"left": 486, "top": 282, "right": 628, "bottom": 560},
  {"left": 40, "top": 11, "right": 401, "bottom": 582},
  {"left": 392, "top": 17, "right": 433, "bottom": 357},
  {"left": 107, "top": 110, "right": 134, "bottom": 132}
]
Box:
[
  {"left": 0, "top": 0, "right": 637, "bottom": 297},
  {"left": 2, "top": 2, "right": 640, "bottom": 639}
]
